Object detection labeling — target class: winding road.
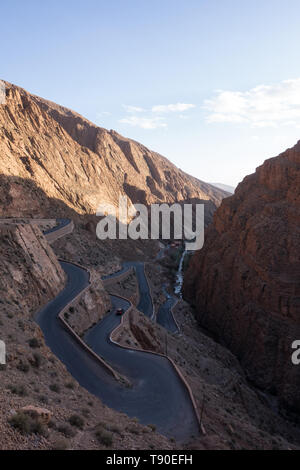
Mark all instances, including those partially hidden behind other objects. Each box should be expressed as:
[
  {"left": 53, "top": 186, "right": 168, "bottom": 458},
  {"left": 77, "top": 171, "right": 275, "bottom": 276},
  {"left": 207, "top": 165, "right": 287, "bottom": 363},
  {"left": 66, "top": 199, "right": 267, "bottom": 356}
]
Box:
[
  {"left": 43, "top": 218, "right": 71, "bottom": 235},
  {"left": 35, "top": 220, "right": 199, "bottom": 441},
  {"left": 156, "top": 285, "right": 179, "bottom": 334}
]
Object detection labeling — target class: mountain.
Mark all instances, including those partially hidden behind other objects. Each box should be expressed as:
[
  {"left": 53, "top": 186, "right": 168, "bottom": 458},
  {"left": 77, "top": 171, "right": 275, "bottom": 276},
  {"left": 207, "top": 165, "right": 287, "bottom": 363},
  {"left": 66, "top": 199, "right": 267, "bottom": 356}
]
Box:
[
  {"left": 211, "top": 183, "right": 235, "bottom": 194},
  {"left": 0, "top": 81, "right": 227, "bottom": 220},
  {"left": 183, "top": 141, "right": 300, "bottom": 412},
  {"left": 1, "top": 81, "right": 300, "bottom": 450}
]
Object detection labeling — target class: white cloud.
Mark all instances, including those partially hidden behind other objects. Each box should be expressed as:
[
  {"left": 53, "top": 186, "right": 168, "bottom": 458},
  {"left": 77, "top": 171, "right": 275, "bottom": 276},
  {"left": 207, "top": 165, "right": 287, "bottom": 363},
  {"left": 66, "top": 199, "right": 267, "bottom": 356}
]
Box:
[
  {"left": 123, "top": 105, "right": 146, "bottom": 113},
  {"left": 152, "top": 103, "right": 196, "bottom": 113},
  {"left": 204, "top": 78, "right": 300, "bottom": 128},
  {"left": 119, "top": 101, "right": 195, "bottom": 130},
  {"left": 97, "top": 111, "right": 111, "bottom": 117},
  {"left": 119, "top": 115, "right": 167, "bottom": 130}
]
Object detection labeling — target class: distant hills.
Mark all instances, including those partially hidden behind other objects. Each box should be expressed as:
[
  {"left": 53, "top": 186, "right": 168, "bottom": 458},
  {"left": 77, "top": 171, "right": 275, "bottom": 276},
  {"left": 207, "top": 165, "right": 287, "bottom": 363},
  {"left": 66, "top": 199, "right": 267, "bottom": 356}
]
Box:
[{"left": 211, "top": 182, "right": 235, "bottom": 194}]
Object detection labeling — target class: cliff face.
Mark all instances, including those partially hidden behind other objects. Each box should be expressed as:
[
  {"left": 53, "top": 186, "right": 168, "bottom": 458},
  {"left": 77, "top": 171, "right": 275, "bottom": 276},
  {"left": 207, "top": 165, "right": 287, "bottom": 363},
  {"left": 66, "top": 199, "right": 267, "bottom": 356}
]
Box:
[
  {"left": 183, "top": 142, "right": 300, "bottom": 412},
  {"left": 0, "top": 223, "right": 65, "bottom": 313},
  {"left": 0, "top": 81, "right": 226, "bottom": 219}
]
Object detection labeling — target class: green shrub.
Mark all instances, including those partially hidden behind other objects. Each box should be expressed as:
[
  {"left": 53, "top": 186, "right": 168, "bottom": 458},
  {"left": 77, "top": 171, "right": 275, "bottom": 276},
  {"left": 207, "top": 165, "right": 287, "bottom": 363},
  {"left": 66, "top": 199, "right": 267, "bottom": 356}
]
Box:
[
  {"left": 28, "top": 338, "right": 40, "bottom": 349},
  {"left": 107, "top": 424, "right": 122, "bottom": 435},
  {"left": 51, "top": 438, "right": 69, "bottom": 450},
  {"left": 148, "top": 424, "right": 156, "bottom": 432},
  {"left": 52, "top": 439, "right": 70, "bottom": 450},
  {"left": 30, "top": 417, "right": 48, "bottom": 437},
  {"left": 95, "top": 427, "right": 113, "bottom": 447},
  {"left": 68, "top": 414, "right": 84, "bottom": 429},
  {"left": 57, "top": 423, "right": 76, "bottom": 438},
  {"left": 31, "top": 352, "right": 42, "bottom": 368},
  {"left": 49, "top": 383, "right": 60, "bottom": 393},
  {"left": 9, "top": 412, "right": 48, "bottom": 437},
  {"left": 65, "top": 381, "right": 75, "bottom": 389},
  {"left": 8, "top": 384, "right": 27, "bottom": 396},
  {"left": 9, "top": 413, "right": 31, "bottom": 434},
  {"left": 17, "top": 361, "right": 30, "bottom": 373},
  {"left": 39, "top": 395, "right": 48, "bottom": 404},
  {"left": 48, "top": 419, "right": 57, "bottom": 429},
  {"left": 126, "top": 425, "right": 139, "bottom": 435}
]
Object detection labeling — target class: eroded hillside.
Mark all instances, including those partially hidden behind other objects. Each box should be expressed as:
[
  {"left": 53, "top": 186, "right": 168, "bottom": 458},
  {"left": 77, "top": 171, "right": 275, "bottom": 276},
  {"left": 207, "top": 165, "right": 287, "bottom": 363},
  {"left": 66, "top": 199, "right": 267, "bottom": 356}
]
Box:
[{"left": 0, "top": 81, "right": 226, "bottom": 219}]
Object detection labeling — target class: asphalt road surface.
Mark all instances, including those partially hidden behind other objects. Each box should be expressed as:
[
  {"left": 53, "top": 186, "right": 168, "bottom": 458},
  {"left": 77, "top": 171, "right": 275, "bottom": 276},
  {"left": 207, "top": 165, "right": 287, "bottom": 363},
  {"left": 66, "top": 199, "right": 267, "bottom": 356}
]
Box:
[
  {"left": 43, "top": 218, "right": 71, "bottom": 235},
  {"left": 157, "top": 285, "right": 179, "bottom": 333},
  {"left": 36, "top": 261, "right": 199, "bottom": 441},
  {"left": 103, "top": 261, "right": 153, "bottom": 319}
]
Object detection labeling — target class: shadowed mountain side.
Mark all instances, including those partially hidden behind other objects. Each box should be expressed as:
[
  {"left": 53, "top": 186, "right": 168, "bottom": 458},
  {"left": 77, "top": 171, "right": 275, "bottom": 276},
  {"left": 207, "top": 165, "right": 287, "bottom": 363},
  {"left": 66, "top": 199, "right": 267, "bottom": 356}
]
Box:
[
  {"left": 183, "top": 140, "right": 300, "bottom": 414},
  {"left": 0, "top": 175, "right": 169, "bottom": 264},
  {"left": 0, "top": 174, "right": 80, "bottom": 219},
  {"left": 0, "top": 173, "right": 214, "bottom": 254}
]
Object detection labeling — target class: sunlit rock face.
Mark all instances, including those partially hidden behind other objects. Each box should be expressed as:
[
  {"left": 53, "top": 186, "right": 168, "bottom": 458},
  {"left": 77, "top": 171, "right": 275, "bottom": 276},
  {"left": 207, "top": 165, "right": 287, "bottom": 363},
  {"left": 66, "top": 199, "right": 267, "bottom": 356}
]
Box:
[{"left": 0, "top": 81, "right": 226, "bottom": 219}]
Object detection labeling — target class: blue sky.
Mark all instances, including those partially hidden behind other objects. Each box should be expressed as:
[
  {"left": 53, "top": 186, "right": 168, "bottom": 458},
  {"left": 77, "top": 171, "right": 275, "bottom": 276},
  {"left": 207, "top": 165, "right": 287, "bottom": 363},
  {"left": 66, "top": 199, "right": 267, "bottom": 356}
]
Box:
[{"left": 2, "top": 0, "right": 300, "bottom": 186}]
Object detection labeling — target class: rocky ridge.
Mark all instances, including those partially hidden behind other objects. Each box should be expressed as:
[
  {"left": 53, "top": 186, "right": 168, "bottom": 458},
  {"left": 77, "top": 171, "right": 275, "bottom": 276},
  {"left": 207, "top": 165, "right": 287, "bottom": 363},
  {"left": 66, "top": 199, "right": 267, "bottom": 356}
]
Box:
[{"left": 0, "top": 81, "right": 227, "bottom": 220}]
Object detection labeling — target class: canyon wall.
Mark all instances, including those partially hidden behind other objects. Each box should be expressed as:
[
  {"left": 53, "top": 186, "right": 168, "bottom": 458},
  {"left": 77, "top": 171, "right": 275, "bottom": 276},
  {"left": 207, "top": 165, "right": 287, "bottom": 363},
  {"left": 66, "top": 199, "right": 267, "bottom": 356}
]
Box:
[
  {"left": 0, "top": 223, "right": 65, "bottom": 314},
  {"left": 183, "top": 142, "right": 300, "bottom": 412}
]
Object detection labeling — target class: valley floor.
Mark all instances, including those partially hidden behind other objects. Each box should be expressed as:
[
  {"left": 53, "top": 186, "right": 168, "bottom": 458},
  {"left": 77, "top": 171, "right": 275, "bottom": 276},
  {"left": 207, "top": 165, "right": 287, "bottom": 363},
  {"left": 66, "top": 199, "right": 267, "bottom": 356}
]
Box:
[{"left": 1, "top": 220, "right": 300, "bottom": 450}]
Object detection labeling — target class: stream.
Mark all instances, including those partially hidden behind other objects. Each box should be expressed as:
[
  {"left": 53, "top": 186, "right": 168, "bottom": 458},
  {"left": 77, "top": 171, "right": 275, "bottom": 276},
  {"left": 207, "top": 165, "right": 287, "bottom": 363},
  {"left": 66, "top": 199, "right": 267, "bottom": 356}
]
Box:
[{"left": 174, "top": 250, "right": 187, "bottom": 297}]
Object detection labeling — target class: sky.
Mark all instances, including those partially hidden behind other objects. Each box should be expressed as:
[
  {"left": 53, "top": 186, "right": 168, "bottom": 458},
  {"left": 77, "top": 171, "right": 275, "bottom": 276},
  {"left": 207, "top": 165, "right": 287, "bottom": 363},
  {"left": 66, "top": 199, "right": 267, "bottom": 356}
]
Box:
[{"left": 2, "top": 0, "right": 300, "bottom": 187}]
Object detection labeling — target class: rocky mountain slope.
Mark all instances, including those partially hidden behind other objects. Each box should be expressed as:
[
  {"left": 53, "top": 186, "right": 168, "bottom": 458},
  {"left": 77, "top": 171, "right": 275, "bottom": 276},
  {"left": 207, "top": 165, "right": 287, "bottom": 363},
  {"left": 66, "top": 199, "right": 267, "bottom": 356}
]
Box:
[
  {"left": 183, "top": 141, "right": 300, "bottom": 413},
  {"left": 0, "top": 223, "right": 65, "bottom": 310},
  {"left": 0, "top": 81, "right": 226, "bottom": 220},
  {"left": 1, "top": 80, "right": 300, "bottom": 450},
  {"left": 0, "top": 223, "right": 177, "bottom": 451},
  {"left": 211, "top": 183, "right": 235, "bottom": 194}
]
